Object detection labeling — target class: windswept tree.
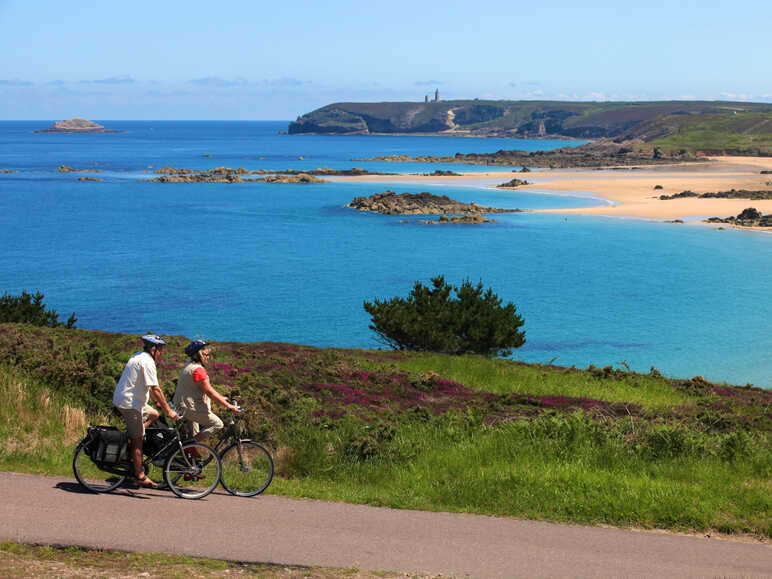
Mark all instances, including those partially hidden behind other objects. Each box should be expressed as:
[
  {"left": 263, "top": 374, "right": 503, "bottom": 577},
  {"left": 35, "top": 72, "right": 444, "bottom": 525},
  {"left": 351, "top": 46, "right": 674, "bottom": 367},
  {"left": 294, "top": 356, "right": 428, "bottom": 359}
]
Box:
[
  {"left": 0, "top": 290, "right": 77, "bottom": 328},
  {"left": 364, "top": 275, "right": 525, "bottom": 357}
]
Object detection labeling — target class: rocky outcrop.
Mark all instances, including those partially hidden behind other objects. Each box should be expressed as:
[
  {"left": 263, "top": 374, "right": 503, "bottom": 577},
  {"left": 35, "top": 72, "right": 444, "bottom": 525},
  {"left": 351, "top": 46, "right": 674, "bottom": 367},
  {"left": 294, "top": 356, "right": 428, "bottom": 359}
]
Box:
[
  {"left": 420, "top": 214, "right": 495, "bottom": 225},
  {"left": 77, "top": 177, "right": 103, "bottom": 182},
  {"left": 0, "top": 169, "right": 18, "bottom": 173},
  {"left": 496, "top": 178, "right": 530, "bottom": 188},
  {"left": 149, "top": 166, "right": 389, "bottom": 182},
  {"left": 346, "top": 190, "right": 523, "bottom": 215},
  {"left": 57, "top": 165, "right": 102, "bottom": 173},
  {"left": 356, "top": 141, "right": 704, "bottom": 168},
  {"left": 148, "top": 166, "right": 326, "bottom": 184},
  {"left": 151, "top": 173, "right": 249, "bottom": 183},
  {"left": 705, "top": 207, "right": 772, "bottom": 228},
  {"left": 35, "top": 118, "right": 117, "bottom": 133},
  {"left": 257, "top": 173, "right": 324, "bottom": 184},
  {"left": 660, "top": 189, "right": 772, "bottom": 201},
  {"left": 422, "top": 170, "right": 461, "bottom": 176}
]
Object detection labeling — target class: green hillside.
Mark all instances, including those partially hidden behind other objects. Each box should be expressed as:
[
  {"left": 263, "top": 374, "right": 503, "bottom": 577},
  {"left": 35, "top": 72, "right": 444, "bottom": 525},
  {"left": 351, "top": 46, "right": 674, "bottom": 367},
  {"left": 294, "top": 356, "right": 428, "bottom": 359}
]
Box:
[
  {"left": 1, "top": 323, "right": 770, "bottom": 538},
  {"left": 289, "top": 100, "right": 772, "bottom": 155}
]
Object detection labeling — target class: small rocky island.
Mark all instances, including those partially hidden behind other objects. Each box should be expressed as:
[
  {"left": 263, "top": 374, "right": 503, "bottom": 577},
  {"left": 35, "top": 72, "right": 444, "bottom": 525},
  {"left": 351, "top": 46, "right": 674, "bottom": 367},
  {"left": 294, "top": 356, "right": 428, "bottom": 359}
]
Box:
[
  {"left": 704, "top": 207, "right": 772, "bottom": 228},
  {"left": 346, "top": 190, "right": 522, "bottom": 225},
  {"left": 35, "top": 118, "right": 118, "bottom": 133},
  {"left": 57, "top": 165, "right": 102, "bottom": 173},
  {"left": 496, "top": 178, "right": 530, "bottom": 188},
  {"left": 147, "top": 166, "right": 326, "bottom": 184},
  {"left": 146, "top": 166, "right": 392, "bottom": 184}
]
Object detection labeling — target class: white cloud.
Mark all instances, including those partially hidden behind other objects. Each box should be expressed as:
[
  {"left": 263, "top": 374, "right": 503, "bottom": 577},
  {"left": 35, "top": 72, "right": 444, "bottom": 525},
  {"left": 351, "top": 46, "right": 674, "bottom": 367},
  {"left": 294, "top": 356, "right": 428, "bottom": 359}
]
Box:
[
  {"left": 80, "top": 75, "right": 135, "bottom": 84},
  {"left": 720, "top": 92, "right": 753, "bottom": 100},
  {"left": 0, "top": 78, "right": 33, "bottom": 86},
  {"left": 265, "top": 77, "right": 307, "bottom": 87},
  {"left": 189, "top": 77, "right": 248, "bottom": 87}
]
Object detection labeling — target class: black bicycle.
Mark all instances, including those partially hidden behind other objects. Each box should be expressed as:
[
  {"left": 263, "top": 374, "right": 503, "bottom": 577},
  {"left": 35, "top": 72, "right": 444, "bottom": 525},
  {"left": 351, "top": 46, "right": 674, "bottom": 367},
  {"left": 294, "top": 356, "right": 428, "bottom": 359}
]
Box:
[
  {"left": 211, "top": 401, "right": 274, "bottom": 497},
  {"left": 72, "top": 418, "right": 222, "bottom": 500}
]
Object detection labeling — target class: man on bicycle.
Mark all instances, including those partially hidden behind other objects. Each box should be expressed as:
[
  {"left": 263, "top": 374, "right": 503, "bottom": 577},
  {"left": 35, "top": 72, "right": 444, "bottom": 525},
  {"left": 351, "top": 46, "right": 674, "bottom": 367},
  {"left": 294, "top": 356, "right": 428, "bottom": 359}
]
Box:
[
  {"left": 173, "top": 340, "right": 238, "bottom": 448},
  {"left": 113, "top": 334, "right": 179, "bottom": 488}
]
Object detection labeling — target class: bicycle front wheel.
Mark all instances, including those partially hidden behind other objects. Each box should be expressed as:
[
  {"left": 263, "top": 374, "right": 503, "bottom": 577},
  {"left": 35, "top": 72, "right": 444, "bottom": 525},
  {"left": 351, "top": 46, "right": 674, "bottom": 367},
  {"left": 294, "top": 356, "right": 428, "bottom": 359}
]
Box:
[
  {"left": 219, "top": 441, "right": 274, "bottom": 497},
  {"left": 73, "top": 441, "right": 127, "bottom": 493},
  {"left": 163, "top": 442, "right": 221, "bottom": 499}
]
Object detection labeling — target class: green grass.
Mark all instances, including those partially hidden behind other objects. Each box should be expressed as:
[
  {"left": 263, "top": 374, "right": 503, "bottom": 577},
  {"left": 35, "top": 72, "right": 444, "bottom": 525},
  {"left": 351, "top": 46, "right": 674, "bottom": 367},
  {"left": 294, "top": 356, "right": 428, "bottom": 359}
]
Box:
[
  {"left": 1, "top": 325, "right": 769, "bottom": 539},
  {"left": 0, "top": 363, "right": 105, "bottom": 475},
  {"left": 649, "top": 112, "right": 772, "bottom": 154},
  {"left": 272, "top": 412, "right": 771, "bottom": 537},
  {"left": 381, "top": 353, "right": 691, "bottom": 409}
]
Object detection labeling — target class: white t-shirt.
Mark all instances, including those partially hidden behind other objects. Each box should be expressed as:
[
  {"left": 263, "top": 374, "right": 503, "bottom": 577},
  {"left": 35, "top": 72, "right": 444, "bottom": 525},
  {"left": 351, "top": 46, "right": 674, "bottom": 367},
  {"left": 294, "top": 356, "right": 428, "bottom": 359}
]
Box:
[{"left": 112, "top": 351, "right": 158, "bottom": 410}]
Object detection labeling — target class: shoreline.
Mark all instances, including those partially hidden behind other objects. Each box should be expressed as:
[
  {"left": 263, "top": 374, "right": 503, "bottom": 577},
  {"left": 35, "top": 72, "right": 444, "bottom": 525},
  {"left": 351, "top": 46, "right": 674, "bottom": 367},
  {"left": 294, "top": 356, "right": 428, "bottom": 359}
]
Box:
[{"left": 330, "top": 156, "right": 772, "bottom": 228}]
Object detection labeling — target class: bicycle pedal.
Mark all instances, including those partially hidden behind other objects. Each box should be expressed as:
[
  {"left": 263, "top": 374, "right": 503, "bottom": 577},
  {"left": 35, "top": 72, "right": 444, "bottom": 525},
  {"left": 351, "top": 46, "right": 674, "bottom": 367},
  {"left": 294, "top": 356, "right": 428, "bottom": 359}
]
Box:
[{"left": 183, "top": 473, "right": 206, "bottom": 481}]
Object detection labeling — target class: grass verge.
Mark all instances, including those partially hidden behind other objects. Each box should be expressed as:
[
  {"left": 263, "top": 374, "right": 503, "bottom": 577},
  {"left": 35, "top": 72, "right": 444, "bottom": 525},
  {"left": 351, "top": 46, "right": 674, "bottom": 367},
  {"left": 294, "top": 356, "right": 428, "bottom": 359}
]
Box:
[{"left": 0, "top": 542, "right": 428, "bottom": 578}]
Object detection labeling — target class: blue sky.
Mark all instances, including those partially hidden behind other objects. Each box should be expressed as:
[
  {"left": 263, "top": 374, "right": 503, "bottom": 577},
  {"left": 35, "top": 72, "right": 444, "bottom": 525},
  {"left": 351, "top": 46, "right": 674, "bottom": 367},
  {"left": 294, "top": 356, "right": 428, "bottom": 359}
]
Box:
[{"left": 1, "top": 0, "right": 770, "bottom": 120}]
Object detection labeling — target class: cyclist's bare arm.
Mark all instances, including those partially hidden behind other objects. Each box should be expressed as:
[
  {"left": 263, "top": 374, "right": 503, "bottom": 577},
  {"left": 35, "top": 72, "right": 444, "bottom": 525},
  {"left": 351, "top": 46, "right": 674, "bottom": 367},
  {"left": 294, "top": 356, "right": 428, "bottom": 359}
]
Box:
[
  {"left": 149, "top": 385, "right": 179, "bottom": 420},
  {"left": 197, "top": 378, "right": 239, "bottom": 412}
]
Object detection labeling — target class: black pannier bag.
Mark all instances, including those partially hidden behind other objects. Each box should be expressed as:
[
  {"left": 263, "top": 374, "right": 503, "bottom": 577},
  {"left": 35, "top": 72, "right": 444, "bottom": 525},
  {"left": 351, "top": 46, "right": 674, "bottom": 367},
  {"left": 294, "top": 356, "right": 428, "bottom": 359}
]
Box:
[
  {"left": 143, "top": 424, "right": 172, "bottom": 455},
  {"left": 88, "top": 426, "right": 128, "bottom": 464}
]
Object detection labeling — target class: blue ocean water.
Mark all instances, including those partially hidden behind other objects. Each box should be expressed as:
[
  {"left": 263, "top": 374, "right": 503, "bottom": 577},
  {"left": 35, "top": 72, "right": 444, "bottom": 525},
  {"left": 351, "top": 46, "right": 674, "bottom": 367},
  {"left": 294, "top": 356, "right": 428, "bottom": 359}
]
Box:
[{"left": 1, "top": 121, "right": 770, "bottom": 388}]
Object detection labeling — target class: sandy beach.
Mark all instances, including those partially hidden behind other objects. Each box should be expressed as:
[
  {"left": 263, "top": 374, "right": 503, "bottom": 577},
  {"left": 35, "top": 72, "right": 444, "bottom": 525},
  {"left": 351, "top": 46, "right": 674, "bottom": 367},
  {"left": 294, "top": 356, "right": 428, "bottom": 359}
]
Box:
[{"left": 332, "top": 156, "right": 772, "bottom": 226}]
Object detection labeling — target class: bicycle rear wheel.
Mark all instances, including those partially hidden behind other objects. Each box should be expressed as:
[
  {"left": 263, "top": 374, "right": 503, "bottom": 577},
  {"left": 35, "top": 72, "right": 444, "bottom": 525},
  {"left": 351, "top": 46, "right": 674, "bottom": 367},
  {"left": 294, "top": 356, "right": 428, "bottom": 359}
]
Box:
[
  {"left": 219, "top": 441, "right": 274, "bottom": 497},
  {"left": 73, "top": 441, "right": 127, "bottom": 493},
  {"left": 163, "top": 441, "right": 220, "bottom": 499}
]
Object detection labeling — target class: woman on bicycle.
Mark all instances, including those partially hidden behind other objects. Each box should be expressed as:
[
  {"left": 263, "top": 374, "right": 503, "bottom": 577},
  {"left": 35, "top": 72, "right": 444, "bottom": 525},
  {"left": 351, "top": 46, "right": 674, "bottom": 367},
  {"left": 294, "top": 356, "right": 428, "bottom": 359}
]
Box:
[{"left": 173, "top": 340, "right": 239, "bottom": 448}]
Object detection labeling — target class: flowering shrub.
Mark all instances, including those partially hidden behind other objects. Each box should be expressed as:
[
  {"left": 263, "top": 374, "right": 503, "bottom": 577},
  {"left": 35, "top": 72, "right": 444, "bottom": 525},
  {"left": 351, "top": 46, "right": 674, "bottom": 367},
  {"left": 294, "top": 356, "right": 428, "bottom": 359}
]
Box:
[{"left": 0, "top": 324, "right": 769, "bottom": 459}]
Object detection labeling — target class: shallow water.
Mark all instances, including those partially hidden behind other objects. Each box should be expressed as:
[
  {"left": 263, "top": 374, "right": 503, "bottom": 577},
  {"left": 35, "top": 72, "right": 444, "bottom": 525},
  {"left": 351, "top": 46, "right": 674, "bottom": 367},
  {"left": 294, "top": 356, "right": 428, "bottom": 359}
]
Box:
[{"left": 1, "top": 121, "right": 770, "bottom": 387}]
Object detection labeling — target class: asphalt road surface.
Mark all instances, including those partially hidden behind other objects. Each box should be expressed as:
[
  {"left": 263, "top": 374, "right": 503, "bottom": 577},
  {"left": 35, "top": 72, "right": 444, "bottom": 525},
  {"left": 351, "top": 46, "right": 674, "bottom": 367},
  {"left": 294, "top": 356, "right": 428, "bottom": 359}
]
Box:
[{"left": 1, "top": 472, "right": 769, "bottom": 578}]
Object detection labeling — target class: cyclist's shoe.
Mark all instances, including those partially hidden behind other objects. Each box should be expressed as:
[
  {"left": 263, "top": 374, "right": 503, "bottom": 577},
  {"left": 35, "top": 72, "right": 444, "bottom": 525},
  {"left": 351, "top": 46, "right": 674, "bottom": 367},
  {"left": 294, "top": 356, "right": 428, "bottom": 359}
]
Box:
[
  {"left": 136, "top": 474, "right": 158, "bottom": 489},
  {"left": 183, "top": 473, "right": 206, "bottom": 481}
]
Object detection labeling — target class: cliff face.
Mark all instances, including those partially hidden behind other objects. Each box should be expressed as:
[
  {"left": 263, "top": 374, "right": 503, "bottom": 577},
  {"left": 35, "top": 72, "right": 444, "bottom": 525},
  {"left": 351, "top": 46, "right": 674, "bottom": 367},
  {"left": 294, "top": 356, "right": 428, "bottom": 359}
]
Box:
[{"left": 288, "top": 100, "right": 772, "bottom": 142}]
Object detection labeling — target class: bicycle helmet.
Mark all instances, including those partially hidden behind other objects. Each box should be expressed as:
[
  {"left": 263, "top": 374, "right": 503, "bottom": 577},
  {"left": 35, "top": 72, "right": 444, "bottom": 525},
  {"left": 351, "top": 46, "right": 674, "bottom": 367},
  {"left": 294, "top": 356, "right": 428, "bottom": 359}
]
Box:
[
  {"left": 184, "top": 339, "right": 209, "bottom": 358},
  {"left": 141, "top": 334, "right": 167, "bottom": 346}
]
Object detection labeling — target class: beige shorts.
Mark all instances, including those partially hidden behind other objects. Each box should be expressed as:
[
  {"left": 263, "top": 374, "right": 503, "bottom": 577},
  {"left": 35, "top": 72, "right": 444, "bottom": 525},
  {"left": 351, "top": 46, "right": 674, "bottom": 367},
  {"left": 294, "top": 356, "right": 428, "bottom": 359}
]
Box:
[
  {"left": 116, "top": 405, "right": 154, "bottom": 439},
  {"left": 180, "top": 408, "right": 223, "bottom": 440}
]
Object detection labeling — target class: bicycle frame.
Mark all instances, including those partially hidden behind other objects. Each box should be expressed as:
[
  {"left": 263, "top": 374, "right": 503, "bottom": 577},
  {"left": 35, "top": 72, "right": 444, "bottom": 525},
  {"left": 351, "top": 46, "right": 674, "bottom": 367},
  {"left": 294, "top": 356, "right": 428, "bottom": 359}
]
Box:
[
  {"left": 212, "top": 414, "right": 251, "bottom": 455},
  {"left": 83, "top": 420, "right": 189, "bottom": 475}
]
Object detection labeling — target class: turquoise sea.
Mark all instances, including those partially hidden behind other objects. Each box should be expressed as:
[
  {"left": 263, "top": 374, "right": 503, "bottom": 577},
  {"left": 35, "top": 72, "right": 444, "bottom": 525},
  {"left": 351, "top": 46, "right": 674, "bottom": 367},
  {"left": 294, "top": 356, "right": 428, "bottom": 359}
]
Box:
[{"left": 1, "top": 121, "right": 770, "bottom": 388}]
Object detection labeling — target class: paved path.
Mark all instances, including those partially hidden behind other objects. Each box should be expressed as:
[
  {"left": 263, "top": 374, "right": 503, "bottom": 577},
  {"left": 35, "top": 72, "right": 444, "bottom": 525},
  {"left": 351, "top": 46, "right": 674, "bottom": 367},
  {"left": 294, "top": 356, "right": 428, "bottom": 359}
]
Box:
[{"left": 1, "top": 472, "right": 769, "bottom": 578}]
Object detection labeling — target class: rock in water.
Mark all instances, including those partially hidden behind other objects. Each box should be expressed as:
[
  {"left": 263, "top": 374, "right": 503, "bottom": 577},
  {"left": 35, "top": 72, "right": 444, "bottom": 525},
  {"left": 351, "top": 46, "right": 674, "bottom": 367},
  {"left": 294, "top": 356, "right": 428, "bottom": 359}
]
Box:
[{"left": 35, "top": 118, "right": 117, "bottom": 133}]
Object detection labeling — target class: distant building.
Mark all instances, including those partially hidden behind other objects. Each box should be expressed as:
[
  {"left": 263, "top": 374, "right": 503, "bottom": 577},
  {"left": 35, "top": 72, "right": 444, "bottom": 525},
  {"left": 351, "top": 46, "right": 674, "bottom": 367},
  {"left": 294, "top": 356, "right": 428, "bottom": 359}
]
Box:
[
  {"left": 434, "top": 89, "right": 439, "bottom": 102},
  {"left": 425, "top": 95, "right": 429, "bottom": 103}
]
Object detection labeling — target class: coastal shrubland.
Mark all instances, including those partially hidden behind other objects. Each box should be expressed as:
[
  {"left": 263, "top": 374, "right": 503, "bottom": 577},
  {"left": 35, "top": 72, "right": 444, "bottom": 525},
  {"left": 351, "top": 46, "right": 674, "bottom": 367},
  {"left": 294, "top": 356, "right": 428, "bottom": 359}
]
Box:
[
  {"left": 0, "top": 291, "right": 77, "bottom": 329},
  {"left": 0, "top": 323, "right": 769, "bottom": 539}
]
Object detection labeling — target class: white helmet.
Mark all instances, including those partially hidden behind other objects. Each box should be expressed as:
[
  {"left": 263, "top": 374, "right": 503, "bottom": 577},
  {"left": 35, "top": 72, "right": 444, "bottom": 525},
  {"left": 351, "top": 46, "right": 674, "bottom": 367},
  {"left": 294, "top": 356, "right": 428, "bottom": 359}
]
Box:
[{"left": 141, "top": 334, "right": 167, "bottom": 346}]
